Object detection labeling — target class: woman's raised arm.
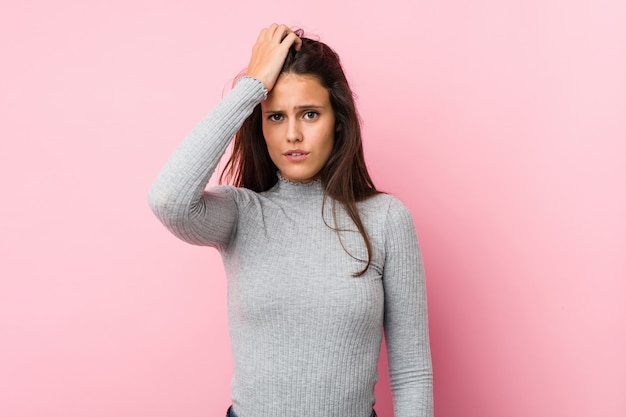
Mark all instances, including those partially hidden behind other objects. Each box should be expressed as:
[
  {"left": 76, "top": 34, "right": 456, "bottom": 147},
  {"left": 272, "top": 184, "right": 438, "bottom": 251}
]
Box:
[{"left": 148, "top": 24, "right": 301, "bottom": 249}]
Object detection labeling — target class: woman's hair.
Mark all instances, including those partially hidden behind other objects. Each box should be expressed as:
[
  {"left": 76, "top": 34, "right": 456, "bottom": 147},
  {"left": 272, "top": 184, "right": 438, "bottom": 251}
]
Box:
[{"left": 220, "top": 30, "right": 380, "bottom": 276}]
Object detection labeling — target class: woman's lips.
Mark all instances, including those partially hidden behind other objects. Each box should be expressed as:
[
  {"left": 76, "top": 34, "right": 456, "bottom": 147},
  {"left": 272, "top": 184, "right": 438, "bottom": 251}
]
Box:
[{"left": 284, "top": 150, "right": 309, "bottom": 162}]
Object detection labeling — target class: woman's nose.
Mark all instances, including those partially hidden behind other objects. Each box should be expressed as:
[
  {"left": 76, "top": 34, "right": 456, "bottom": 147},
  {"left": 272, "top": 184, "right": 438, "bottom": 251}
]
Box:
[{"left": 286, "top": 120, "right": 302, "bottom": 143}]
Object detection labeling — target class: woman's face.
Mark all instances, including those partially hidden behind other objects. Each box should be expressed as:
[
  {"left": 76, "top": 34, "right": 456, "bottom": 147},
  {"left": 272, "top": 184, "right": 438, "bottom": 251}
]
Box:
[{"left": 261, "top": 73, "right": 335, "bottom": 184}]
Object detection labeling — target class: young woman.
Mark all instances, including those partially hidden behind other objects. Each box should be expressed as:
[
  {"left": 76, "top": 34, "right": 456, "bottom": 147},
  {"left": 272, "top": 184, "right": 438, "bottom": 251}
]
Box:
[{"left": 149, "top": 24, "right": 433, "bottom": 417}]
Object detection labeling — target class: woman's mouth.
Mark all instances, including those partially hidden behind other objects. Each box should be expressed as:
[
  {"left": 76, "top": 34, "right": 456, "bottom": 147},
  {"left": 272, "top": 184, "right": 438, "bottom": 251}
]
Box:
[{"left": 284, "top": 150, "right": 309, "bottom": 161}]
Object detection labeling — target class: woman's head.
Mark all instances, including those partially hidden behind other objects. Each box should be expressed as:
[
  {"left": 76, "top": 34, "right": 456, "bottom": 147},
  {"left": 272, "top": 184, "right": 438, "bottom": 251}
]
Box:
[
  {"left": 222, "top": 31, "right": 376, "bottom": 202},
  {"left": 261, "top": 72, "right": 336, "bottom": 184}
]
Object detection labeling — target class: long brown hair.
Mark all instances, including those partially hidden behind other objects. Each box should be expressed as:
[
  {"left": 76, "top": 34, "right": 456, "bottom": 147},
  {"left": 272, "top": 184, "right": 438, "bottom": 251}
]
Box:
[{"left": 221, "top": 31, "right": 380, "bottom": 276}]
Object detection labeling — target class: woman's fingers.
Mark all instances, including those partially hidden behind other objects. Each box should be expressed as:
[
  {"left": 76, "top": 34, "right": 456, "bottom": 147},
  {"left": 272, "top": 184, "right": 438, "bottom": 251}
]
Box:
[
  {"left": 265, "top": 24, "right": 299, "bottom": 51},
  {"left": 282, "top": 30, "right": 302, "bottom": 51},
  {"left": 246, "top": 24, "right": 301, "bottom": 91}
]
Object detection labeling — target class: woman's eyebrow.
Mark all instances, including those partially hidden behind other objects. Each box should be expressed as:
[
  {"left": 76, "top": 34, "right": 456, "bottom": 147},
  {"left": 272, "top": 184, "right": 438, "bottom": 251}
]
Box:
[
  {"left": 293, "top": 104, "right": 325, "bottom": 110},
  {"left": 263, "top": 104, "right": 326, "bottom": 113}
]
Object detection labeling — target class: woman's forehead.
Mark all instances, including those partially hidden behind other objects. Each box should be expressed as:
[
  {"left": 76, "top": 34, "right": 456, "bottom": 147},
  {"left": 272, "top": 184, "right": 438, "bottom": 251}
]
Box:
[{"left": 263, "top": 74, "right": 330, "bottom": 110}]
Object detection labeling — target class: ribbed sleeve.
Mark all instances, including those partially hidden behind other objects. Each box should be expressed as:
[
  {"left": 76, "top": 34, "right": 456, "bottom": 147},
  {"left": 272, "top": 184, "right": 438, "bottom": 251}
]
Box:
[
  {"left": 148, "top": 76, "right": 267, "bottom": 248},
  {"left": 383, "top": 199, "right": 433, "bottom": 417}
]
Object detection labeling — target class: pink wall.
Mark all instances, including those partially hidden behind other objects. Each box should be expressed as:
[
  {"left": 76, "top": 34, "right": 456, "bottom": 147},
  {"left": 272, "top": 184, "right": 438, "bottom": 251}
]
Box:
[{"left": 1, "top": 1, "right": 624, "bottom": 416}]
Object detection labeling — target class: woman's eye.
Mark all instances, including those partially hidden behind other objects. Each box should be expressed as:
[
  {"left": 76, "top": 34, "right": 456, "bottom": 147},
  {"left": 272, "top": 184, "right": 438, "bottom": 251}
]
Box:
[
  {"left": 304, "top": 111, "right": 319, "bottom": 120},
  {"left": 268, "top": 114, "right": 283, "bottom": 121}
]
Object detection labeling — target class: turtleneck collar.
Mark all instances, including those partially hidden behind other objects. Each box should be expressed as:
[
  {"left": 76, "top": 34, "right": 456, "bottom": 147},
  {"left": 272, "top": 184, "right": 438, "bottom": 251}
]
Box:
[{"left": 268, "top": 172, "right": 324, "bottom": 199}]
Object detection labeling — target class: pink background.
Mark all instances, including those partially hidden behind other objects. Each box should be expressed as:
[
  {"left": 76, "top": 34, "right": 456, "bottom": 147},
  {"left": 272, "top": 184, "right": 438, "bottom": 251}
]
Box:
[{"left": 1, "top": 1, "right": 625, "bottom": 416}]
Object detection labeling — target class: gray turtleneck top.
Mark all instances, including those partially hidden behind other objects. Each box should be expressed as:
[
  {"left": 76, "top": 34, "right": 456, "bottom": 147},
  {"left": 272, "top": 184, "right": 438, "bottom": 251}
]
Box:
[{"left": 148, "top": 76, "right": 433, "bottom": 417}]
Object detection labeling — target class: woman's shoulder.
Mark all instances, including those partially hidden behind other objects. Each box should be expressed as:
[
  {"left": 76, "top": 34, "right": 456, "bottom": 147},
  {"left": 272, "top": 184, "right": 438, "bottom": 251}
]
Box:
[
  {"left": 357, "top": 193, "right": 417, "bottom": 237},
  {"left": 208, "top": 184, "right": 260, "bottom": 202},
  {"left": 359, "top": 192, "right": 412, "bottom": 216},
  {"left": 208, "top": 184, "right": 283, "bottom": 211}
]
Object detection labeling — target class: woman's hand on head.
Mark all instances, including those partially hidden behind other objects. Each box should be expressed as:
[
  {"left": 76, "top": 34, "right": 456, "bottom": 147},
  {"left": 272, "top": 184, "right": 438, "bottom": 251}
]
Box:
[{"left": 246, "top": 24, "right": 302, "bottom": 92}]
